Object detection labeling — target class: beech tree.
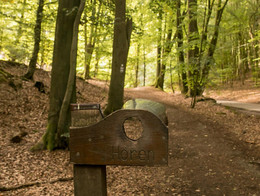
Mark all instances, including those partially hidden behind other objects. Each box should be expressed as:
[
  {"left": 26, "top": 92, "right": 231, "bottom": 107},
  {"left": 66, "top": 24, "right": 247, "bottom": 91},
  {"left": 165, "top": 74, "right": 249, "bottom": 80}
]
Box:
[
  {"left": 83, "top": 0, "right": 102, "bottom": 79},
  {"left": 187, "top": 0, "right": 200, "bottom": 101},
  {"left": 176, "top": 0, "right": 187, "bottom": 94},
  {"left": 152, "top": 1, "right": 175, "bottom": 90},
  {"left": 24, "top": 0, "right": 44, "bottom": 80},
  {"left": 199, "top": 0, "right": 229, "bottom": 93},
  {"left": 32, "top": 0, "right": 83, "bottom": 150},
  {"left": 104, "top": 0, "right": 132, "bottom": 115}
]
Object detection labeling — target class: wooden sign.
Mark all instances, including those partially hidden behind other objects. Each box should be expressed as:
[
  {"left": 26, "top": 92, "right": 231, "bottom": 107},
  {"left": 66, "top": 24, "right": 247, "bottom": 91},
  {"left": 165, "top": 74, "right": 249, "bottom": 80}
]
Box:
[{"left": 70, "top": 109, "right": 168, "bottom": 166}]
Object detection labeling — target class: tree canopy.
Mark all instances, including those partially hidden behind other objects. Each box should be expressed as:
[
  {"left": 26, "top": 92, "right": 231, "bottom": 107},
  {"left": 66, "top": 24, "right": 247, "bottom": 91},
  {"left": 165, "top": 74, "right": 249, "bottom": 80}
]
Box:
[{"left": 1, "top": 0, "right": 259, "bottom": 91}]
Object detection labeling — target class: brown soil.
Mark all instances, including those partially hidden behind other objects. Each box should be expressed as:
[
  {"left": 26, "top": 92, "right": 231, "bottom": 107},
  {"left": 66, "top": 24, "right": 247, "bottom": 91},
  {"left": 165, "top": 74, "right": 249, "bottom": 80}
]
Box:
[{"left": 0, "top": 61, "right": 259, "bottom": 195}]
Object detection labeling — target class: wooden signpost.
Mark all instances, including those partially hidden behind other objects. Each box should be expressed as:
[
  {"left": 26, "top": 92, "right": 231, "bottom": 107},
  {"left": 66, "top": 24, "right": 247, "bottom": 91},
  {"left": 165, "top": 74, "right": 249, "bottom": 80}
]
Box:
[{"left": 70, "top": 102, "right": 168, "bottom": 196}]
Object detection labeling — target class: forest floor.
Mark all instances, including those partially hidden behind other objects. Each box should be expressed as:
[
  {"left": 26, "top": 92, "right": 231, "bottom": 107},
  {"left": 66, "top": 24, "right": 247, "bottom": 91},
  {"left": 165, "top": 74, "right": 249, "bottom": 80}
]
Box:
[{"left": 0, "top": 60, "right": 259, "bottom": 195}]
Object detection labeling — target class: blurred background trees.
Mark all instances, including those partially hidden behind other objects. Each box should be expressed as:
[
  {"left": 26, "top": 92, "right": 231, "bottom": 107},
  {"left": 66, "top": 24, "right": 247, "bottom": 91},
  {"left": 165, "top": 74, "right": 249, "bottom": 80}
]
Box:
[{"left": 0, "top": 0, "right": 259, "bottom": 91}]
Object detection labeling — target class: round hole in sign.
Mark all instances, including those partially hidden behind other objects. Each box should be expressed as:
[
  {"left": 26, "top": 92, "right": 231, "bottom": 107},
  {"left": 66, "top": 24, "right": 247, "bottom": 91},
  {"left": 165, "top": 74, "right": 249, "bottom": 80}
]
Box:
[{"left": 123, "top": 117, "right": 144, "bottom": 141}]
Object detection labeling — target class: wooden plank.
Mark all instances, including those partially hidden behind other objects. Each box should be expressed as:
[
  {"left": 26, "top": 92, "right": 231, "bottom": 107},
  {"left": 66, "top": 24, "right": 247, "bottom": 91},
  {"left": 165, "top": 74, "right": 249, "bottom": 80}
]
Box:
[{"left": 70, "top": 109, "right": 168, "bottom": 166}]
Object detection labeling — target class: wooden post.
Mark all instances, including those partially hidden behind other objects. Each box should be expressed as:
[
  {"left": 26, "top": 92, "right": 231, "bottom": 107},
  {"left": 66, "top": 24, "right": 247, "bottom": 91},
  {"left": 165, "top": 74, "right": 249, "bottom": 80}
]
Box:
[
  {"left": 74, "top": 165, "right": 107, "bottom": 196},
  {"left": 70, "top": 104, "right": 107, "bottom": 196}
]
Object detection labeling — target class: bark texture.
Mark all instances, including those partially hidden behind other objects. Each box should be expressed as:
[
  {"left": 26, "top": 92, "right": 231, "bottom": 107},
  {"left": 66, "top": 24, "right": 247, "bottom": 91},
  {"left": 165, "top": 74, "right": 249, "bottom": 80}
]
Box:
[{"left": 32, "top": 0, "right": 81, "bottom": 151}]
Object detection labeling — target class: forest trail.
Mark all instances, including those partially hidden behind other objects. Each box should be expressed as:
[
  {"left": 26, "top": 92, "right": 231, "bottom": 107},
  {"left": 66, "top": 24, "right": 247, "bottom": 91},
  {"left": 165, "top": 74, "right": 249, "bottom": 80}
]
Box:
[
  {"left": 1, "top": 62, "right": 259, "bottom": 195},
  {"left": 123, "top": 87, "right": 260, "bottom": 195}
]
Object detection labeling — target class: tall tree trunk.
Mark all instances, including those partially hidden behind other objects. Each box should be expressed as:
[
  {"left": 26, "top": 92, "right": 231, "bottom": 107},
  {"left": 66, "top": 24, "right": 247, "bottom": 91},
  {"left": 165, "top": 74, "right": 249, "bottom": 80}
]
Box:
[
  {"left": 9, "top": 0, "right": 27, "bottom": 61},
  {"left": 176, "top": 0, "right": 188, "bottom": 94},
  {"left": 94, "top": 23, "right": 109, "bottom": 77},
  {"left": 155, "top": 43, "right": 162, "bottom": 88},
  {"left": 169, "top": 62, "right": 175, "bottom": 93},
  {"left": 15, "top": 0, "right": 26, "bottom": 45},
  {"left": 56, "top": 0, "right": 86, "bottom": 145},
  {"left": 187, "top": 0, "right": 200, "bottom": 100},
  {"left": 200, "top": 0, "right": 229, "bottom": 92},
  {"left": 249, "top": 17, "right": 259, "bottom": 85},
  {"left": 84, "top": 0, "right": 102, "bottom": 79},
  {"left": 32, "top": 0, "right": 81, "bottom": 151},
  {"left": 104, "top": 0, "right": 132, "bottom": 115},
  {"left": 24, "top": 0, "right": 44, "bottom": 80},
  {"left": 199, "top": 0, "right": 215, "bottom": 55},
  {"left": 94, "top": 49, "right": 100, "bottom": 77},
  {"left": 155, "top": 12, "right": 163, "bottom": 89},
  {"left": 157, "top": 12, "right": 175, "bottom": 90},
  {"left": 158, "top": 25, "right": 174, "bottom": 90},
  {"left": 40, "top": 36, "right": 45, "bottom": 68},
  {"left": 238, "top": 32, "right": 247, "bottom": 85},
  {"left": 134, "top": 43, "right": 140, "bottom": 87},
  {"left": 143, "top": 44, "right": 146, "bottom": 86}
]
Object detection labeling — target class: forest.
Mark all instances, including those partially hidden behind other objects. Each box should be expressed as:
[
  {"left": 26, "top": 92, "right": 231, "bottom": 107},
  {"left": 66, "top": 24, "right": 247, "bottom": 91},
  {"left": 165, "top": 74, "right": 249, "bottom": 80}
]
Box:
[
  {"left": 0, "top": 0, "right": 260, "bottom": 195},
  {"left": 1, "top": 0, "right": 259, "bottom": 88},
  {"left": 1, "top": 0, "right": 259, "bottom": 149}
]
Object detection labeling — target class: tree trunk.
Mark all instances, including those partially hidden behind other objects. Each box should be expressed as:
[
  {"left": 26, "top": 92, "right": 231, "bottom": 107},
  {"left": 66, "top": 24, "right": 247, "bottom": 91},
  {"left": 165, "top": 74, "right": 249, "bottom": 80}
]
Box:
[
  {"left": 134, "top": 43, "right": 140, "bottom": 87},
  {"left": 199, "top": 0, "right": 215, "bottom": 55},
  {"left": 57, "top": 0, "right": 85, "bottom": 145},
  {"left": 155, "top": 43, "right": 162, "bottom": 88},
  {"left": 84, "top": 0, "right": 102, "bottom": 79},
  {"left": 104, "top": 0, "right": 132, "bottom": 115},
  {"left": 24, "top": 0, "right": 44, "bottom": 80},
  {"left": 238, "top": 32, "right": 247, "bottom": 85},
  {"left": 84, "top": 43, "right": 94, "bottom": 79},
  {"left": 143, "top": 44, "right": 146, "bottom": 86},
  {"left": 94, "top": 49, "right": 100, "bottom": 77},
  {"left": 200, "top": 0, "right": 229, "bottom": 93},
  {"left": 249, "top": 0, "right": 260, "bottom": 85},
  {"left": 94, "top": 23, "right": 109, "bottom": 78},
  {"left": 155, "top": 13, "right": 162, "bottom": 89},
  {"left": 15, "top": 0, "right": 26, "bottom": 46},
  {"left": 176, "top": 0, "right": 188, "bottom": 94},
  {"left": 187, "top": 0, "right": 200, "bottom": 99},
  {"left": 158, "top": 25, "right": 174, "bottom": 90},
  {"left": 169, "top": 62, "right": 175, "bottom": 93},
  {"left": 32, "top": 0, "right": 81, "bottom": 151}
]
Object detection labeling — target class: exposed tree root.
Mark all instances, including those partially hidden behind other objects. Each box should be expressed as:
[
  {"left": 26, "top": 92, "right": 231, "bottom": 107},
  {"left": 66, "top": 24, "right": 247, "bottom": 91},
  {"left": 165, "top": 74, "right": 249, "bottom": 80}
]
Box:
[
  {"left": 30, "top": 138, "right": 45, "bottom": 151},
  {"left": 0, "top": 177, "right": 73, "bottom": 192}
]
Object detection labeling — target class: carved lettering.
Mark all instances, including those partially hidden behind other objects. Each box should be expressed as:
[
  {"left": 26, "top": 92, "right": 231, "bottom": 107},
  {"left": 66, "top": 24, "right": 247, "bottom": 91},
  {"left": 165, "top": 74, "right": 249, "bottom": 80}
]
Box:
[
  {"left": 121, "top": 149, "right": 128, "bottom": 161},
  {"left": 138, "top": 150, "right": 146, "bottom": 161},
  {"left": 112, "top": 146, "right": 119, "bottom": 160},
  {"left": 130, "top": 150, "right": 137, "bottom": 160},
  {"left": 111, "top": 146, "right": 154, "bottom": 163}
]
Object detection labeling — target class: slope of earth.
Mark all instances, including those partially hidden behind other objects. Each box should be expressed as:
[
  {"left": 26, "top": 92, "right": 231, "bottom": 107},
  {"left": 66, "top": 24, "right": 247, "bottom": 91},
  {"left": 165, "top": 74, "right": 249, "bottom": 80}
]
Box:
[
  {"left": 0, "top": 60, "right": 259, "bottom": 195},
  {"left": 0, "top": 61, "right": 106, "bottom": 195}
]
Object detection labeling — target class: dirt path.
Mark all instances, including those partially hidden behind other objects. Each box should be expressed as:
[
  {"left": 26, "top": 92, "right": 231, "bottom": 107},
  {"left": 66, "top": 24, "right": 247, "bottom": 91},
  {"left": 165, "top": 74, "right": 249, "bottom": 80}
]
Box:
[{"left": 122, "top": 87, "right": 260, "bottom": 195}]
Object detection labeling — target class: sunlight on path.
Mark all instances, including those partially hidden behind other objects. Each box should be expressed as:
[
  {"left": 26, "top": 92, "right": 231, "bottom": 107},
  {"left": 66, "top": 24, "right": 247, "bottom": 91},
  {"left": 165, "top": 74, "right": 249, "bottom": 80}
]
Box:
[{"left": 217, "top": 100, "right": 260, "bottom": 113}]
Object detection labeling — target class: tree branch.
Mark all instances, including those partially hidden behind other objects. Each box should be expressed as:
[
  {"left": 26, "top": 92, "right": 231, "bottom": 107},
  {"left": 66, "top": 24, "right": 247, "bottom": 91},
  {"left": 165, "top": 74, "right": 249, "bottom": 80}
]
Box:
[{"left": 0, "top": 177, "right": 73, "bottom": 192}]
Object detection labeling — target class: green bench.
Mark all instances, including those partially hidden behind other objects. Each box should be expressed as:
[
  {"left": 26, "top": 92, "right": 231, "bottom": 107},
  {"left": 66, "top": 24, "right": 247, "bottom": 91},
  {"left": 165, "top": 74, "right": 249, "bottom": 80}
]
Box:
[{"left": 123, "top": 98, "right": 168, "bottom": 125}]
